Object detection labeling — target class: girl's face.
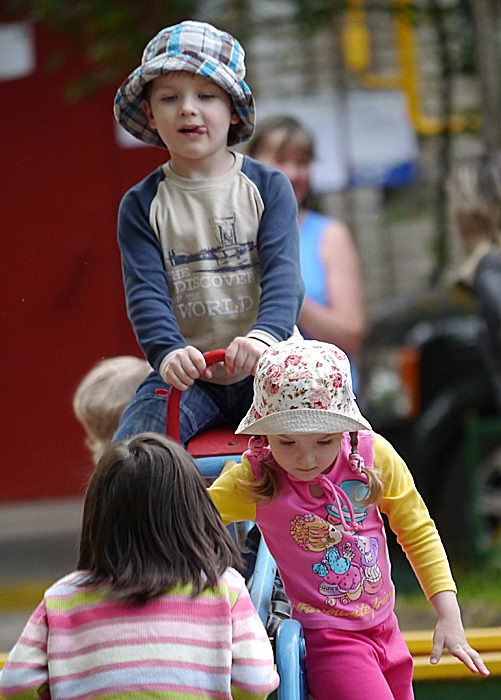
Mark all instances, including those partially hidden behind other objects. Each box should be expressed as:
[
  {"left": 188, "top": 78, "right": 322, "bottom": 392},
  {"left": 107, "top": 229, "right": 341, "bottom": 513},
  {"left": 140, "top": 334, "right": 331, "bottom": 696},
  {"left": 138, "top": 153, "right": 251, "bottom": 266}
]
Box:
[
  {"left": 254, "top": 129, "right": 311, "bottom": 206},
  {"left": 267, "top": 433, "right": 343, "bottom": 481}
]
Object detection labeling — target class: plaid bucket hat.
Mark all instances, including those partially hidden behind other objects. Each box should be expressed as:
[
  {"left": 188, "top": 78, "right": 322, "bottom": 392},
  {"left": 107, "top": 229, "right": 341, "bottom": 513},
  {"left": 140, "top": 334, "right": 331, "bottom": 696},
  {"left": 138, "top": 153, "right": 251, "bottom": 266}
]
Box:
[
  {"left": 114, "top": 20, "right": 255, "bottom": 148},
  {"left": 236, "top": 340, "right": 372, "bottom": 435}
]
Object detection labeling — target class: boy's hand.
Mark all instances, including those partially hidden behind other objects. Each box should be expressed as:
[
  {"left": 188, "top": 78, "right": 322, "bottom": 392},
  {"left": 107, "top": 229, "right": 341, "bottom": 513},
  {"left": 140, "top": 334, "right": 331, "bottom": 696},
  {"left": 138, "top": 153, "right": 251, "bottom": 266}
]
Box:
[
  {"left": 430, "top": 591, "right": 490, "bottom": 676},
  {"left": 224, "top": 337, "right": 267, "bottom": 376},
  {"left": 162, "top": 346, "right": 208, "bottom": 390}
]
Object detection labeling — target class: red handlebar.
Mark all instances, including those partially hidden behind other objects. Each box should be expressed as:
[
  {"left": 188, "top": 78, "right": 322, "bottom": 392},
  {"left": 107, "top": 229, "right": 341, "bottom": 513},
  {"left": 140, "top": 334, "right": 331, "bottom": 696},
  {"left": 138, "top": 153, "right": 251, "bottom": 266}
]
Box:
[{"left": 164, "top": 349, "right": 226, "bottom": 442}]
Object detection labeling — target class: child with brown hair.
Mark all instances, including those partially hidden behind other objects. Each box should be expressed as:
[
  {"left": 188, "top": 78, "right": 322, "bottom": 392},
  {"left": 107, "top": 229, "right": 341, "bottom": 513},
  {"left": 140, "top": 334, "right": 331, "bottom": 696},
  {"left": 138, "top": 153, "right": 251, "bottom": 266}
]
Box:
[{"left": 0, "top": 433, "right": 279, "bottom": 699}]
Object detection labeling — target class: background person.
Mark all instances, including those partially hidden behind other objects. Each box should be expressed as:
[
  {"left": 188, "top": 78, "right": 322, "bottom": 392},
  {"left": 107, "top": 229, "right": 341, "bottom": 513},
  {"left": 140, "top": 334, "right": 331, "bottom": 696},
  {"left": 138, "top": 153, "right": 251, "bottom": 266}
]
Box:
[
  {"left": 247, "top": 115, "right": 365, "bottom": 358},
  {"left": 73, "top": 355, "right": 150, "bottom": 463},
  {"left": 0, "top": 433, "right": 279, "bottom": 700},
  {"left": 447, "top": 151, "right": 501, "bottom": 411}
]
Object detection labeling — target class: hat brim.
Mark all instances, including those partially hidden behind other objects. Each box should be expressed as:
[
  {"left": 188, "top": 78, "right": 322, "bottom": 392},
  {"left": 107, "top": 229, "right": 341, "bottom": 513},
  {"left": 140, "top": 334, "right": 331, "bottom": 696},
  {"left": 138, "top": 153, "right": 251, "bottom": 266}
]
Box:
[
  {"left": 235, "top": 409, "right": 372, "bottom": 436},
  {"left": 114, "top": 54, "right": 255, "bottom": 148}
]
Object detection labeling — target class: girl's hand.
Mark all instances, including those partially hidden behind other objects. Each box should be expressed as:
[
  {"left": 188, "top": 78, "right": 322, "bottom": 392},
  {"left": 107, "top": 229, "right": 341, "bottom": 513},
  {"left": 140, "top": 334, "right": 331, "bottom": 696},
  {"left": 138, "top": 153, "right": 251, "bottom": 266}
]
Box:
[
  {"left": 224, "top": 337, "right": 267, "bottom": 376},
  {"left": 430, "top": 591, "right": 490, "bottom": 676},
  {"left": 161, "top": 346, "right": 208, "bottom": 390}
]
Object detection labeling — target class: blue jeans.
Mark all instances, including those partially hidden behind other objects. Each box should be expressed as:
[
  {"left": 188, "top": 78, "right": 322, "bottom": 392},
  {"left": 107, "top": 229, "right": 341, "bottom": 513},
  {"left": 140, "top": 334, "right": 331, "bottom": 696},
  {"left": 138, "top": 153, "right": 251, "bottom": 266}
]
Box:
[{"left": 113, "top": 371, "right": 254, "bottom": 445}]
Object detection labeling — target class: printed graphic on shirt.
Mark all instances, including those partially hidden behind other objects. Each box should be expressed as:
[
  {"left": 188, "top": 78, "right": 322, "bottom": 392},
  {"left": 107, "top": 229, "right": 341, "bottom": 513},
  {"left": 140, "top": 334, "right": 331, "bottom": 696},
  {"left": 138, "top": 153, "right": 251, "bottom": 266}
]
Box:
[
  {"left": 290, "top": 479, "right": 385, "bottom": 612},
  {"left": 164, "top": 213, "right": 260, "bottom": 327},
  {"left": 167, "top": 214, "right": 257, "bottom": 272}
]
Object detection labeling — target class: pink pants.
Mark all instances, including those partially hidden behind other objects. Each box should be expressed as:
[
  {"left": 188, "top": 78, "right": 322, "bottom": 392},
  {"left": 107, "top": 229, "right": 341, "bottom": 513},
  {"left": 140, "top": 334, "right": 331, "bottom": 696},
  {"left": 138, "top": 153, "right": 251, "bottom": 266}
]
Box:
[{"left": 303, "top": 613, "right": 414, "bottom": 700}]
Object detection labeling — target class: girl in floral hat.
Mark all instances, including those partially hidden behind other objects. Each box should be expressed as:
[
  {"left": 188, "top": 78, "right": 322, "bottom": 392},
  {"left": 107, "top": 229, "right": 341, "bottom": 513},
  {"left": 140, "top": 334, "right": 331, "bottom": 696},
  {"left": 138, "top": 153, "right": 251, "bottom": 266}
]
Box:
[{"left": 208, "top": 339, "right": 489, "bottom": 700}]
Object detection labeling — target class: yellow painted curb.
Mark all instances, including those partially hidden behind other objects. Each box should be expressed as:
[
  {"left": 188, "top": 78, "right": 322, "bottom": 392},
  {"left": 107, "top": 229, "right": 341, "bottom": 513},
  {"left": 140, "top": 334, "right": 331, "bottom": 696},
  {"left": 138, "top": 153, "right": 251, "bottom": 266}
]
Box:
[
  {"left": 404, "top": 626, "right": 501, "bottom": 655},
  {"left": 412, "top": 651, "right": 501, "bottom": 680},
  {"left": 403, "top": 628, "right": 501, "bottom": 681},
  {"left": 0, "top": 581, "right": 49, "bottom": 613}
]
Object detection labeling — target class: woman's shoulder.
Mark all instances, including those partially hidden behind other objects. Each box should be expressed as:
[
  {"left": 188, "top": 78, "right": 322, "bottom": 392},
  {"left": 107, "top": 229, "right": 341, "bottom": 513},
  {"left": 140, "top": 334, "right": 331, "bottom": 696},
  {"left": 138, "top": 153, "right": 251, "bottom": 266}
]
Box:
[{"left": 303, "top": 209, "right": 334, "bottom": 228}]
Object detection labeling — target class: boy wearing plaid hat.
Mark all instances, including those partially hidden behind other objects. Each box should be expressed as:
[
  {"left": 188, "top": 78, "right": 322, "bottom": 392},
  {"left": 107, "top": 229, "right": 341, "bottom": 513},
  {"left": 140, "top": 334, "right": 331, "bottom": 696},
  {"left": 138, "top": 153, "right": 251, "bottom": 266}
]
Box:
[{"left": 113, "top": 21, "right": 304, "bottom": 444}]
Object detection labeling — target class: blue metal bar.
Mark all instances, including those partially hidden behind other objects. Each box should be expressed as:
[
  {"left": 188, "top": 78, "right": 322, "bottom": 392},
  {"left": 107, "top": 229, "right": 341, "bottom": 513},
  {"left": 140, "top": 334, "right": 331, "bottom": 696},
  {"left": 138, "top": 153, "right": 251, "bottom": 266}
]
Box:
[
  {"left": 248, "top": 538, "right": 277, "bottom": 626},
  {"left": 275, "top": 619, "right": 308, "bottom": 700},
  {"left": 194, "top": 455, "right": 242, "bottom": 478}
]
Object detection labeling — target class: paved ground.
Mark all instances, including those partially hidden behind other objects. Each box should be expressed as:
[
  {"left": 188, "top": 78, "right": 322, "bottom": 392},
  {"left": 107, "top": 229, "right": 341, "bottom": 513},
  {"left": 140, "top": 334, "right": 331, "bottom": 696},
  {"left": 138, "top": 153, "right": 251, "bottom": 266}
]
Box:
[{"left": 0, "top": 498, "right": 82, "bottom": 650}]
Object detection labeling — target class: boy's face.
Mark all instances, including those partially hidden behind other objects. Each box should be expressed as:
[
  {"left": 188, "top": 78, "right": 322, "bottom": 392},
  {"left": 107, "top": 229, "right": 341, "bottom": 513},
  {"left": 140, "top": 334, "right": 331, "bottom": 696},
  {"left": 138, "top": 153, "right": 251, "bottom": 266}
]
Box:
[
  {"left": 142, "top": 71, "right": 239, "bottom": 176},
  {"left": 267, "top": 433, "right": 343, "bottom": 481}
]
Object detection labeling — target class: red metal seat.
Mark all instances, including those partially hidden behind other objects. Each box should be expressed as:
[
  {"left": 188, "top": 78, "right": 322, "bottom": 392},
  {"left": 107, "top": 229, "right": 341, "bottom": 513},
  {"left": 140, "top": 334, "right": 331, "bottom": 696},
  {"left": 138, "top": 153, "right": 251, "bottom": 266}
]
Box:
[{"left": 186, "top": 427, "right": 249, "bottom": 458}]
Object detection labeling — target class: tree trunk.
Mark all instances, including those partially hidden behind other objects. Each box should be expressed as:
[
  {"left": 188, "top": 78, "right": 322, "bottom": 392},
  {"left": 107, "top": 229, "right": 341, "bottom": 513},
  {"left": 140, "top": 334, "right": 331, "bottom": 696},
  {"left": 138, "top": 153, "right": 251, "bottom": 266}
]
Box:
[{"left": 471, "top": 0, "right": 501, "bottom": 150}]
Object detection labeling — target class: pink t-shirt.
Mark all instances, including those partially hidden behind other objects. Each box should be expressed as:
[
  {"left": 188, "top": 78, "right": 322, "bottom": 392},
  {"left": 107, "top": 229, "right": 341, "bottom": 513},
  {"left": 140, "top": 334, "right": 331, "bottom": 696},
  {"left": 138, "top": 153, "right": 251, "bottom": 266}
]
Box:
[{"left": 248, "top": 431, "right": 394, "bottom": 631}]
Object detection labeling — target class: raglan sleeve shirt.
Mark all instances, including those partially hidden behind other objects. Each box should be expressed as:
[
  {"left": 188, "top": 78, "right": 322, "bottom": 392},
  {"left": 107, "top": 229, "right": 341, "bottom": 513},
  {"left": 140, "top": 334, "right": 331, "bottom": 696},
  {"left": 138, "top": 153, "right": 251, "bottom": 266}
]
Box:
[
  {"left": 209, "top": 438, "right": 457, "bottom": 604},
  {"left": 118, "top": 158, "right": 304, "bottom": 374}
]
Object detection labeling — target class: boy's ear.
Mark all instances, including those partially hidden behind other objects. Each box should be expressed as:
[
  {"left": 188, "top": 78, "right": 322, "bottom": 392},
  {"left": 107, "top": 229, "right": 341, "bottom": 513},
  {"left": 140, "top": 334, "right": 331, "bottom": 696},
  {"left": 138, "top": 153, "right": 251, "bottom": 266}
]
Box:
[
  {"left": 230, "top": 110, "right": 240, "bottom": 125},
  {"left": 141, "top": 99, "right": 156, "bottom": 128}
]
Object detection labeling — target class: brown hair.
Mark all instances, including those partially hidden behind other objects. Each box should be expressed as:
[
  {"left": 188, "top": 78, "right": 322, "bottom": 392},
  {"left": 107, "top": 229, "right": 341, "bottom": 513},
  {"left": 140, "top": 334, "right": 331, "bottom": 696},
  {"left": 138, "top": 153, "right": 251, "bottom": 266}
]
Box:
[
  {"left": 78, "top": 432, "right": 243, "bottom": 603},
  {"left": 72, "top": 356, "right": 150, "bottom": 464},
  {"left": 247, "top": 115, "right": 315, "bottom": 163},
  {"left": 237, "top": 432, "right": 384, "bottom": 506},
  {"left": 446, "top": 151, "right": 501, "bottom": 254}
]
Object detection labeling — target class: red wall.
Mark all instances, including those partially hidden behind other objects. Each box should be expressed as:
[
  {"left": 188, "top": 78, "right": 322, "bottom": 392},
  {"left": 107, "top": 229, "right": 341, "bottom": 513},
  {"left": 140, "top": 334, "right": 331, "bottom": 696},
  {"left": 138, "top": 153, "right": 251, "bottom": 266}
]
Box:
[{"left": 2, "top": 23, "right": 166, "bottom": 500}]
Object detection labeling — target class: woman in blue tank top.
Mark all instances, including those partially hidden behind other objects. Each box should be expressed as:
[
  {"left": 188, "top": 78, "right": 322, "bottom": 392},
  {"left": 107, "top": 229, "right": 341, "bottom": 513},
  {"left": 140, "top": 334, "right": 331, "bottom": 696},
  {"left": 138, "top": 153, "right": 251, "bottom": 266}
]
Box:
[{"left": 247, "top": 116, "right": 365, "bottom": 389}]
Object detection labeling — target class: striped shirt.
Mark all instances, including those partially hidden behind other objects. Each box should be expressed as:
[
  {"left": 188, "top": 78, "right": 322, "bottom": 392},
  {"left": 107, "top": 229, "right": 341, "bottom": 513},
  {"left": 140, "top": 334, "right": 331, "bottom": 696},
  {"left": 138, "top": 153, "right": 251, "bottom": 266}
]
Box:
[{"left": 0, "top": 568, "right": 279, "bottom": 700}]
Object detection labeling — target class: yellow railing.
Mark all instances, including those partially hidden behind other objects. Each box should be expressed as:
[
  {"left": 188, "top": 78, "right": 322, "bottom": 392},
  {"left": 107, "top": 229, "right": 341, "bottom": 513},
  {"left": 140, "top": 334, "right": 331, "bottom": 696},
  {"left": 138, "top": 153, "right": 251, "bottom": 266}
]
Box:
[
  {"left": 403, "top": 627, "right": 501, "bottom": 680},
  {"left": 342, "top": 0, "right": 480, "bottom": 135}
]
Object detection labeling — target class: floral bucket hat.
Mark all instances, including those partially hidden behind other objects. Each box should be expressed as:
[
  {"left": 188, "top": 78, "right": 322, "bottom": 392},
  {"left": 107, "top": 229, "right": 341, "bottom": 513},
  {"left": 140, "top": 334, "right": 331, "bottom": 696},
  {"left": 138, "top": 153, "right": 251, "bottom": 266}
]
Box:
[
  {"left": 114, "top": 20, "right": 255, "bottom": 148},
  {"left": 236, "top": 340, "right": 372, "bottom": 435}
]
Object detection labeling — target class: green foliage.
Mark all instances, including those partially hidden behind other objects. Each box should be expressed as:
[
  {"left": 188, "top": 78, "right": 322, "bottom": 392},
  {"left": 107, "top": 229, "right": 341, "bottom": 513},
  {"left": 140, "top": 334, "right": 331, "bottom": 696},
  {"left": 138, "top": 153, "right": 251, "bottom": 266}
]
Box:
[
  {"left": 3, "top": 0, "right": 203, "bottom": 97},
  {"left": 287, "top": 0, "right": 348, "bottom": 32}
]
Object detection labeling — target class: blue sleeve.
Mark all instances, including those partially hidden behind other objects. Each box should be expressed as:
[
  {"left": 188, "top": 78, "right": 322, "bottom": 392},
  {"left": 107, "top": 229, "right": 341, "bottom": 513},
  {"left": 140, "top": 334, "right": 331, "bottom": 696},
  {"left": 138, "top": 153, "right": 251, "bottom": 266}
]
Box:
[
  {"left": 117, "top": 170, "right": 185, "bottom": 371},
  {"left": 242, "top": 157, "right": 305, "bottom": 340}
]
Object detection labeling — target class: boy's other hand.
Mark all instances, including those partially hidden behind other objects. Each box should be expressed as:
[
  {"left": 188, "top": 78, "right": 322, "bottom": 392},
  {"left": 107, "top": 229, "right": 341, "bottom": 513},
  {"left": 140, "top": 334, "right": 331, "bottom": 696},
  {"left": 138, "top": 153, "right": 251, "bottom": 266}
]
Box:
[
  {"left": 224, "top": 337, "right": 266, "bottom": 376},
  {"left": 162, "top": 346, "right": 207, "bottom": 390}
]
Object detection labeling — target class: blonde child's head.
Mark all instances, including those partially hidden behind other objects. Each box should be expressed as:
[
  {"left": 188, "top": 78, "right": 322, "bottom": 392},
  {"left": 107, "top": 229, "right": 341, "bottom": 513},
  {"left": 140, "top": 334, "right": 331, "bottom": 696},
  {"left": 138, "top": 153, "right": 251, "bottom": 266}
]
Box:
[
  {"left": 234, "top": 340, "right": 383, "bottom": 504},
  {"left": 78, "top": 432, "right": 242, "bottom": 603},
  {"left": 114, "top": 20, "right": 255, "bottom": 149},
  {"left": 72, "top": 356, "right": 149, "bottom": 463}
]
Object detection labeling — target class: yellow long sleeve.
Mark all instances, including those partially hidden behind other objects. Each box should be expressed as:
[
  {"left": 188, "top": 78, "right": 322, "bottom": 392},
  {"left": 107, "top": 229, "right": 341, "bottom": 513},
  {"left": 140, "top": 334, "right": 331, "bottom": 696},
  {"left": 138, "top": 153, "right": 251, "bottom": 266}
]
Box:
[
  {"left": 208, "top": 458, "right": 257, "bottom": 525},
  {"left": 374, "top": 433, "right": 457, "bottom": 600}
]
